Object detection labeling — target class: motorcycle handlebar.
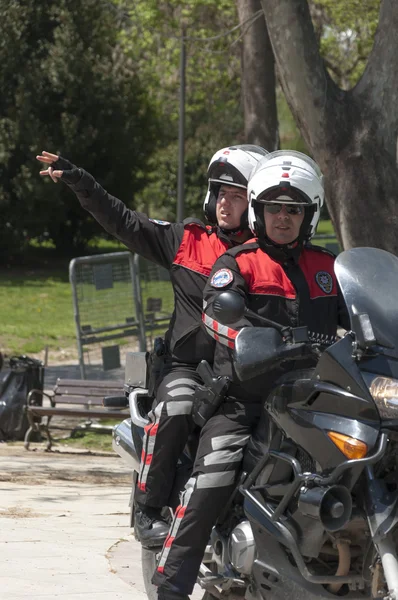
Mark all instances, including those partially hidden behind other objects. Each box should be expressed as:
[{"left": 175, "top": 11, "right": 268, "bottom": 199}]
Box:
[
  {"left": 103, "top": 395, "right": 128, "bottom": 408},
  {"left": 281, "top": 341, "right": 324, "bottom": 364}
]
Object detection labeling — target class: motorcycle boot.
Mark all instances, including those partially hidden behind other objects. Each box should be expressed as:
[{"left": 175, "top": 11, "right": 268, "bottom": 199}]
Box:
[
  {"left": 157, "top": 585, "right": 189, "bottom": 600},
  {"left": 134, "top": 503, "right": 170, "bottom": 548}
]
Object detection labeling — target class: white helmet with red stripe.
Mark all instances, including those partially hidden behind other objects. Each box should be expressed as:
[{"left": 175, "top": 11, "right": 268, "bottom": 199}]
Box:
[
  {"left": 203, "top": 145, "right": 268, "bottom": 227},
  {"left": 248, "top": 150, "right": 324, "bottom": 243}
]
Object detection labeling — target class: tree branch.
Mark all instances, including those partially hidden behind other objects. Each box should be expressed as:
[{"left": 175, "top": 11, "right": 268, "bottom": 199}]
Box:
[
  {"left": 355, "top": 0, "right": 398, "bottom": 144},
  {"left": 323, "top": 58, "right": 343, "bottom": 81},
  {"left": 260, "top": 0, "right": 342, "bottom": 155},
  {"left": 237, "top": 0, "right": 279, "bottom": 150}
]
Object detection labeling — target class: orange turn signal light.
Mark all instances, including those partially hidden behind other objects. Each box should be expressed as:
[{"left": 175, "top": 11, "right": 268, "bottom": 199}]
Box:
[{"left": 327, "top": 431, "right": 368, "bottom": 460}]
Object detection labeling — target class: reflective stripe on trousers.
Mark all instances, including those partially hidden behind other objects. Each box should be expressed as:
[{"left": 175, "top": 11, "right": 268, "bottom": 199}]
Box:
[
  {"left": 135, "top": 368, "right": 202, "bottom": 508},
  {"left": 152, "top": 402, "right": 260, "bottom": 594}
]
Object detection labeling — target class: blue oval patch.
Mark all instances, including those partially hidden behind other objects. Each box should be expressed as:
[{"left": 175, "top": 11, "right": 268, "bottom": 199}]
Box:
[{"left": 211, "top": 268, "right": 234, "bottom": 288}]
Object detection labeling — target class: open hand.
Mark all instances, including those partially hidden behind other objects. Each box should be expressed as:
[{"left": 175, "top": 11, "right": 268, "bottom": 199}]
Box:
[
  {"left": 36, "top": 151, "right": 80, "bottom": 185},
  {"left": 36, "top": 151, "right": 63, "bottom": 183}
]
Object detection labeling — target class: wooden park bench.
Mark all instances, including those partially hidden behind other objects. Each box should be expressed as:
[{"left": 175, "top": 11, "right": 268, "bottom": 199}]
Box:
[{"left": 24, "top": 378, "right": 127, "bottom": 451}]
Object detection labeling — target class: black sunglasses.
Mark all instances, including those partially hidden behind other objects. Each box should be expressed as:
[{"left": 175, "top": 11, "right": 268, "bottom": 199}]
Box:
[{"left": 264, "top": 203, "right": 303, "bottom": 216}]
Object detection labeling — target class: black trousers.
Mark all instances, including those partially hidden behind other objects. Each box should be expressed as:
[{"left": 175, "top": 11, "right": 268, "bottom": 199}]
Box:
[
  {"left": 135, "top": 366, "right": 202, "bottom": 508},
  {"left": 152, "top": 400, "right": 261, "bottom": 595}
]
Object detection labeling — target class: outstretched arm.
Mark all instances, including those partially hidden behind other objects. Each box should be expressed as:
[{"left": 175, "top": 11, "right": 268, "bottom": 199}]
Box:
[{"left": 36, "top": 151, "right": 183, "bottom": 268}]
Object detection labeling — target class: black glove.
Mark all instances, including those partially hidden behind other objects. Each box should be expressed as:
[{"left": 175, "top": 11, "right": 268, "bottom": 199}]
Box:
[{"left": 52, "top": 155, "right": 82, "bottom": 185}]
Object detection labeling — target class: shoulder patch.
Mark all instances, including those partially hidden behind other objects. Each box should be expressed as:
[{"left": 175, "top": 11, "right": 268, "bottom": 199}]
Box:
[
  {"left": 211, "top": 268, "right": 234, "bottom": 288},
  {"left": 315, "top": 271, "right": 333, "bottom": 294},
  {"left": 149, "top": 219, "right": 170, "bottom": 226}
]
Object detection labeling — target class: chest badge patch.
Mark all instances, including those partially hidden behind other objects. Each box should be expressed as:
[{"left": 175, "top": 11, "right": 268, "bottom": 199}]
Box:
[
  {"left": 211, "top": 268, "right": 233, "bottom": 288},
  {"left": 315, "top": 271, "right": 333, "bottom": 294}
]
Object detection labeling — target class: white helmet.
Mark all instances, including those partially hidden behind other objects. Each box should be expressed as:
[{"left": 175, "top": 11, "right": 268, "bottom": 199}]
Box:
[
  {"left": 203, "top": 145, "right": 268, "bottom": 227},
  {"left": 247, "top": 150, "right": 324, "bottom": 243}
]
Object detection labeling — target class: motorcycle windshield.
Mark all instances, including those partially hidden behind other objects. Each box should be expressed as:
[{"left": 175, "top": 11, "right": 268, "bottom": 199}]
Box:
[{"left": 335, "top": 247, "right": 398, "bottom": 352}]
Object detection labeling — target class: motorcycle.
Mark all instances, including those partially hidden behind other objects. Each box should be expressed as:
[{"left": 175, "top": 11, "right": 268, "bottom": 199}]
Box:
[{"left": 109, "top": 247, "right": 398, "bottom": 600}]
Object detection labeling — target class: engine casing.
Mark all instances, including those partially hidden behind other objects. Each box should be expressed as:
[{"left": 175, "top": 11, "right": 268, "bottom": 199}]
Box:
[{"left": 228, "top": 520, "right": 256, "bottom": 575}]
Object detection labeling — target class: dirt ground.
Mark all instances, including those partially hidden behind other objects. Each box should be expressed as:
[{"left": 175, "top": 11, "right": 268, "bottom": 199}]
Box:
[{"left": 0, "top": 443, "right": 132, "bottom": 487}]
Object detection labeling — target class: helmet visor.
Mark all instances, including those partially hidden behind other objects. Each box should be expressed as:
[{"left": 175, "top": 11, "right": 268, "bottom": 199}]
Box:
[
  {"left": 256, "top": 185, "right": 312, "bottom": 205},
  {"left": 208, "top": 161, "right": 248, "bottom": 189},
  {"left": 229, "top": 144, "right": 269, "bottom": 156}
]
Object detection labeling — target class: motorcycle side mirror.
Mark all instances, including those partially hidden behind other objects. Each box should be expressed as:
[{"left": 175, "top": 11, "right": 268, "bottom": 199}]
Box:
[{"left": 213, "top": 291, "right": 246, "bottom": 325}]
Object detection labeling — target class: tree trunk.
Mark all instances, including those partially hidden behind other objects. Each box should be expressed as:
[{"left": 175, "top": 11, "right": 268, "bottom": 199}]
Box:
[
  {"left": 260, "top": 0, "right": 398, "bottom": 253},
  {"left": 236, "top": 0, "right": 279, "bottom": 151}
]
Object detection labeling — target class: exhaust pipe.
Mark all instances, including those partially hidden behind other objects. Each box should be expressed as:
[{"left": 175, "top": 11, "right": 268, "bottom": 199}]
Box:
[
  {"left": 112, "top": 389, "right": 150, "bottom": 471},
  {"left": 298, "top": 485, "right": 352, "bottom": 532},
  {"left": 112, "top": 419, "right": 141, "bottom": 471}
]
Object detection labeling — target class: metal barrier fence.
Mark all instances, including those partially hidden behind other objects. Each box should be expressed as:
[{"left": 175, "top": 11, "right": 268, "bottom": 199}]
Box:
[
  {"left": 133, "top": 254, "right": 174, "bottom": 350},
  {"left": 69, "top": 252, "right": 172, "bottom": 379}
]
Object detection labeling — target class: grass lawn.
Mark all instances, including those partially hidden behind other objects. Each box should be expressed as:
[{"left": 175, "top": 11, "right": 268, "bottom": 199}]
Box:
[
  {"left": 0, "top": 221, "right": 337, "bottom": 356},
  {"left": 56, "top": 423, "right": 119, "bottom": 453},
  {"left": 0, "top": 267, "right": 76, "bottom": 355},
  {"left": 8, "top": 420, "right": 119, "bottom": 453},
  {"left": 0, "top": 268, "right": 174, "bottom": 356},
  {"left": 0, "top": 236, "right": 176, "bottom": 355}
]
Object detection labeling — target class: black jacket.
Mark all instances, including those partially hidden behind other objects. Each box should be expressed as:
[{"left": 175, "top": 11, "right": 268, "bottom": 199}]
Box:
[
  {"left": 66, "top": 169, "right": 243, "bottom": 365},
  {"left": 203, "top": 240, "right": 350, "bottom": 401}
]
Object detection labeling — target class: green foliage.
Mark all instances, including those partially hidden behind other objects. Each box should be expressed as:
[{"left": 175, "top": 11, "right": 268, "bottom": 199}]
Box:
[
  {"left": 278, "top": 91, "right": 309, "bottom": 153},
  {"left": 118, "top": 0, "right": 351, "bottom": 220},
  {"left": 310, "top": 0, "right": 380, "bottom": 87},
  {"left": 117, "top": 0, "right": 244, "bottom": 220},
  {"left": 0, "top": 0, "right": 159, "bottom": 259},
  {"left": 0, "top": 0, "right": 376, "bottom": 252}
]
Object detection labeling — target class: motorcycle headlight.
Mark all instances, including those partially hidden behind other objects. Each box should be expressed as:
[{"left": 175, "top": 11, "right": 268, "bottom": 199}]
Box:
[{"left": 369, "top": 376, "right": 398, "bottom": 419}]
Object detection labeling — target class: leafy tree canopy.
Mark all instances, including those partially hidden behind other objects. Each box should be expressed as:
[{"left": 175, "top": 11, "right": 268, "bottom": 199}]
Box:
[
  {"left": 310, "top": 0, "right": 380, "bottom": 88},
  {"left": 0, "top": 0, "right": 382, "bottom": 258},
  {"left": 0, "top": 0, "right": 158, "bottom": 258},
  {"left": 116, "top": 0, "right": 245, "bottom": 220},
  {"left": 117, "top": 0, "right": 381, "bottom": 220}
]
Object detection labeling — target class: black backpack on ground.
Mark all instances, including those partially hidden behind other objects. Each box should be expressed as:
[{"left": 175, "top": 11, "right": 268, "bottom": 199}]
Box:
[{"left": 0, "top": 355, "right": 44, "bottom": 441}]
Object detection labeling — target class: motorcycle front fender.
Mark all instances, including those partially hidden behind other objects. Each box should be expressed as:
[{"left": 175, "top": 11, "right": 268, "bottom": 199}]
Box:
[{"left": 112, "top": 418, "right": 141, "bottom": 471}]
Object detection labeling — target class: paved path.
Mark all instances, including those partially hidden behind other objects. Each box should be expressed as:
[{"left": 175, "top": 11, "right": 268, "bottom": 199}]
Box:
[{"left": 0, "top": 446, "right": 146, "bottom": 600}]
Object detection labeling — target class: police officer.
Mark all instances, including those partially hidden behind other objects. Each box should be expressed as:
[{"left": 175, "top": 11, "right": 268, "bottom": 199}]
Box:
[
  {"left": 36, "top": 145, "right": 268, "bottom": 547},
  {"left": 151, "top": 150, "right": 349, "bottom": 600}
]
